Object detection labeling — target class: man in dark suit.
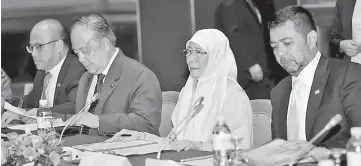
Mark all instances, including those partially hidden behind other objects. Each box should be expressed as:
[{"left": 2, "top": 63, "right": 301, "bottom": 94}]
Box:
[
  {"left": 1, "top": 19, "right": 86, "bottom": 126},
  {"left": 330, "top": 0, "right": 361, "bottom": 60},
  {"left": 67, "top": 14, "right": 162, "bottom": 136},
  {"left": 270, "top": 6, "right": 361, "bottom": 158},
  {"left": 215, "top": 0, "right": 287, "bottom": 99}
]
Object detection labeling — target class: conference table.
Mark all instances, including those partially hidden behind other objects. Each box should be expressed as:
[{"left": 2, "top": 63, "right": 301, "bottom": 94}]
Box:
[
  {"left": 2, "top": 128, "right": 318, "bottom": 166},
  {"left": 59, "top": 135, "right": 318, "bottom": 166}
]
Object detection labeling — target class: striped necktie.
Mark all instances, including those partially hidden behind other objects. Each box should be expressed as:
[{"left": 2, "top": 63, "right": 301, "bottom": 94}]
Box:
[
  {"left": 80, "top": 74, "right": 106, "bottom": 135},
  {"left": 41, "top": 71, "right": 52, "bottom": 106}
]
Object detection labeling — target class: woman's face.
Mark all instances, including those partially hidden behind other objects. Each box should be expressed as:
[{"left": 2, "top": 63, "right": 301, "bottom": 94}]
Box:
[{"left": 185, "top": 41, "right": 209, "bottom": 79}]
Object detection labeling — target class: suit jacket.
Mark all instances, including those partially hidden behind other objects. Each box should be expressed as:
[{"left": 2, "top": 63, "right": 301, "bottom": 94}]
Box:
[
  {"left": 271, "top": 55, "right": 361, "bottom": 148},
  {"left": 75, "top": 50, "right": 162, "bottom": 136},
  {"left": 330, "top": 0, "right": 356, "bottom": 59},
  {"left": 215, "top": 0, "right": 285, "bottom": 99},
  {"left": 21, "top": 53, "right": 86, "bottom": 120}
]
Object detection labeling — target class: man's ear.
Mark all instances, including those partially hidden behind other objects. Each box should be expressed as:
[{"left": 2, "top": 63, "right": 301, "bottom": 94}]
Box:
[
  {"left": 101, "top": 38, "right": 110, "bottom": 51},
  {"left": 306, "top": 30, "right": 318, "bottom": 49},
  {"left": 56, "top": 40, "right": 64, "bottom": 52}
]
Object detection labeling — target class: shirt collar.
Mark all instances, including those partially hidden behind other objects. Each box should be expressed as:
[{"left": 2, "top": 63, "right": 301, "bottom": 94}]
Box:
[
  {"left": 292, "top": 51, "right": 321, "bottom": 87},
  {"left": 47, "top": 55, "right": 66, "bottom": 75},
  {"left": 102, "top": 48, "right": 119, "bottom": 76}
]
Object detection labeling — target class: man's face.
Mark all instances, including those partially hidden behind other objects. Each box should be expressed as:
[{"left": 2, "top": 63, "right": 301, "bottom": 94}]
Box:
[
  {"left": 71, "top": 25, "right": 110, "bottom": 74},
  {"left": 29, "top": 32, "right": 59, "bottom": 71},
  {"left": 270, "top": 21, "right": 312, "bottom": 76}
]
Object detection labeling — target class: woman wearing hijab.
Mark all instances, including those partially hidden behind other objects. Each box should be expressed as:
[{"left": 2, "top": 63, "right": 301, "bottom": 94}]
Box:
[{"left": 106, "top": 29, "right": 253, "bottom": 151}]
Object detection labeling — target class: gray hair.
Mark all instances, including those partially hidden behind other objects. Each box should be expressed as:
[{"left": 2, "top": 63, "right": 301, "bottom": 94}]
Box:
[{"left": 71, "top": 13, "right": 116, "bottom": 45}]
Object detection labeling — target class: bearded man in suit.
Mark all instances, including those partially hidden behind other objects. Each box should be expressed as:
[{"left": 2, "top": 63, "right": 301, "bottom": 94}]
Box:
[{"left": 270, "top": 6, "right": 361, "bottom": 160}]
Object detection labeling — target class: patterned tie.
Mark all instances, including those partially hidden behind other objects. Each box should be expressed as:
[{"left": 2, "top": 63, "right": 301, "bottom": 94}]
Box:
[
  {"left": 287, "top": 78, "right": 302, "bottom": 140},
  {"left": 41, "top": 72, "right": 52, "bottom": 106},
  {"left": 81, "top": 74, "right": 106, "bottom": 135}
]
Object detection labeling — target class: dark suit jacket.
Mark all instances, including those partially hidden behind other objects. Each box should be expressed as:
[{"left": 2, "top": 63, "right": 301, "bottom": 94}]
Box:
[
  {"left": 271, "top": 55, "right": 361, "bottom": 148},
  {"left": 21, "top": 53, "right": 85, "bottom": 120},
  {"left": 330, "top": 0, "right": 356, "bottom": 59},
  {"left": 215, "top": 0, "right": 285, "bottom": 99},
  {"left": 75, "top": 50, "right": 162, "bottom": 136}
]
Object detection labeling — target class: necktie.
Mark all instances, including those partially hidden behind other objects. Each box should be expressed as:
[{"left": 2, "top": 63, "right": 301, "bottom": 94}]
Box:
[
  {"left": 351, "top": 0, "right": 361, "bottom": 63},
  {"left": 81, "top": 74, "right": 106, "bottom": 135},
  {"left": 41, "top": 72, "right": 52, "bottom": 106},
  {"left": 287, "top": 78, "right": 303, "bottom": 140}
]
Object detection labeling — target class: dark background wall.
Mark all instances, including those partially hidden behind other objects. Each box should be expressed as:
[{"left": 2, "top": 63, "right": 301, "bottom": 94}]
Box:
[
  {"left": 2, "top": 0, "right": 337, "bottom": 92},
  {"left": 138, "top": 0, "right": 192, "bottom": 91}
]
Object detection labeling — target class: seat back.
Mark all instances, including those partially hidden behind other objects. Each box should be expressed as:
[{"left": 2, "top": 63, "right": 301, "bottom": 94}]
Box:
[
  {"left": 159, "top": 91, "right": 179, "bottom": 137},
  {"left": 251, "top": 99, "right": 272, "bottom": 147}
]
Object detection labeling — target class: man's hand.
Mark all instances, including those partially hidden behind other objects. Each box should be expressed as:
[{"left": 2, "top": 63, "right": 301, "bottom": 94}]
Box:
[
  {"left": 277, "top": 140, "right": 329, "bottom": 163},
  {"left": 340, "top": 40, "right": 361, "bottom": 57},
  {"left": 308, "top": 147, "right": 329, "bottom": 161},
  {"left": 24, "top": 108, "right": 38, "bottom": 117},
  {"left": 21, "top": 116, "right": 36, "bottom": 124},
  {"left": 249, "top": 64, "right": 263, "bottom": 82},
  {"left": 105, "top": 129, "right": 143, "bottom": 143},
  {"left": 1, "top": 111, "right": 20, "bottom": 127},
  {"left": 170, "top": 140, "right": 201, "bottom": 151},
  {"left": 66, "top": 112, "right": 99, "bottom": 129}
]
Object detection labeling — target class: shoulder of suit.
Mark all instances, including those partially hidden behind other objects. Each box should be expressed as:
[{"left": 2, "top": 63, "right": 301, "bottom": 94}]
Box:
[
  {"left": 64, "top": 53, "right": 86, "bottom": 71},
  {"left": 117, "top": 55, "right": 154, "bottom": 75}
]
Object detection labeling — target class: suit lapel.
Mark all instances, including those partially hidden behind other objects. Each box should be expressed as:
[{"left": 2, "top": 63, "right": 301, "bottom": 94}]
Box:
[
  {"left": 305, "top": 56, "right": 330, "bottom": 140},
  {"left": 34, "top": 71, "right": 46, "bottom": 102},
  {"left": 277, "top": 76, "right": 292, "bottom": 139},
  {"left": 54, "top": 55, "right": 71, "bottom": 101},
  {"left": 95, "top": 52, "right": 123, "bottom": 115}
]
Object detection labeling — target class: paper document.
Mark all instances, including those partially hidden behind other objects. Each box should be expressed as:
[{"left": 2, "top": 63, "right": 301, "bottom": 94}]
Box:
[
  {"left": 240, "top": 139, "right": 315, "bottom": 166},
  {"left": 73, "top": 140, "right": 172, "bottom": 156},
  {"left": 8, "top": 119, "right": 65, "bottom": 131},
  {"left": 4, "top": 102, "right": 36, "bottom": 119},
  {"left": 179, "top": 155, "right": 214, "bottom": 166}
]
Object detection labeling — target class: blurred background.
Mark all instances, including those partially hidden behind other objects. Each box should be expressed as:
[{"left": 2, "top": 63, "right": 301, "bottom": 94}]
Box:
[{"left": 1, "top": 0, "right": 336, "bottom": 94}]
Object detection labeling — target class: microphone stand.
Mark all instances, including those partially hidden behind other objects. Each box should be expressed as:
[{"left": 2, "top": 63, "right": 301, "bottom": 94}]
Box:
[
  {"left": 156, "top": 96, "right": 204, "bottom": 159},
  {"left": 59, "top": 94, "right": 99, "bottom": 142},
  {"left": 288, "top": 114, "right": 342, "bottom": 166}
]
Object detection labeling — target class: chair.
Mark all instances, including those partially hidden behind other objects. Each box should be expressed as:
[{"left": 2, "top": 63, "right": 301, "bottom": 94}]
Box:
[
  {"left": 251, "top": 99, "right": 272, "bottom": 148},
  {"left": 159, "top": 91, "right": 179, "bottom": 137}
]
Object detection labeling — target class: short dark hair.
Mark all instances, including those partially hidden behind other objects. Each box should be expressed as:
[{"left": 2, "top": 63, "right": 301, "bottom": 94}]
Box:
[
  {"left": 268, "top": 6, "right": 316, "bottom": 38},
  {"left": 70, "top": 13, "right": 116, "bottom": 45}
]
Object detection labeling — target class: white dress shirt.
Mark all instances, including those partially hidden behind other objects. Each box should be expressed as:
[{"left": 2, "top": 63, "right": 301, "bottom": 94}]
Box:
[
  {"left": 42, "top": 56, "right": 66, "bottom": 107},
  {"left": 351, "top": 0, "right": 361, "bottom": 63},
  {"left": 84, "top": 48, "right": 119, "bottom": 112},
  {"left": 287, "top": 52, "right": 321, "bottom": 141}
]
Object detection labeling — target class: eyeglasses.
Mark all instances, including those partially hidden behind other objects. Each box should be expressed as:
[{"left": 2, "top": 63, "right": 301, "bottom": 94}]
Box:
[
  {"left": 182, "top": 49, "right": 207, "bottom": 56},
  {"left": 26, "top": 39, "right": 63, "bottom": 53},
  {"left": 73, "top": 37, "right": 98, "bottom": 57}
]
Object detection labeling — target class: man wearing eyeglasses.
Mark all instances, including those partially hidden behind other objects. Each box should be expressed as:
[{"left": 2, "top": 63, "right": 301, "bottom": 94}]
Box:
[
  {"left": 65, "top": 14, "right": 162, "bottom": 137},
  {"left": 1, "top": 19, "right": 86, "bottom": 126}
]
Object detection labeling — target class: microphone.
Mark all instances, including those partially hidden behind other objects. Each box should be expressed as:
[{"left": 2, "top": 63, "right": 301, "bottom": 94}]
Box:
[
  {"left": 59, "top": 93, "right": 99, "bottom": 142},
  {"left": 288, "top": 114, "right": 342, "bottom": 166},
  {"left": 156, "top": 96, "right": 204, "bottom": 159}
]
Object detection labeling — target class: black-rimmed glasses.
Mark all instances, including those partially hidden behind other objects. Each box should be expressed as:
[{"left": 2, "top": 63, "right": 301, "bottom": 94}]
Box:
[
  {"left": 182, "top": 49, "right": 207, "bottom": 56},
  {"left": 26, "top": 39, "right": 63, "bottom": 53}
]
